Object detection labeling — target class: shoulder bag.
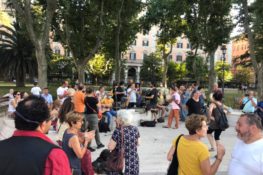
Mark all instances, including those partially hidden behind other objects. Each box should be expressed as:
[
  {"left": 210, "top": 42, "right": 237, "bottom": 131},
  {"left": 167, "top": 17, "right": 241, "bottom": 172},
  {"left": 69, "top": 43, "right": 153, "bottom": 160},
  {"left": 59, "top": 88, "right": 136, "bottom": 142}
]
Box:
[
  {"left": 167, "top": 134, "right": 183, "bottom": 175},
  {"left": 105, "top": 127, "right": 124, "bottom": 173}
]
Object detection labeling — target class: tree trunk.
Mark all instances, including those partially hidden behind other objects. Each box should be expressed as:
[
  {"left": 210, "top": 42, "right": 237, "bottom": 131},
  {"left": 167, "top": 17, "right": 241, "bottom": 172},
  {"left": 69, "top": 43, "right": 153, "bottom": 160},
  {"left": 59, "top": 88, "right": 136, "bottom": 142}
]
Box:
[
  {"left": 162, "top": 54, "right": 168, "bottom": 87},
  {"left": 114, "top": 0, "right": 124, "bottom": 83},
  {"left": 208, "top": 50, "right": 216, "bottom": 93},
  {"left": 257, "top": 66, "right": 263, "bottom": 97},
  {"left": 77, "top": 64, "right": 85, "bottom": 84},
  {"left": 35, "top": 44, "right": 47, "bottom": 88},
  {"left": 16, "top": 67, "right": 25, "bottom": 87}
]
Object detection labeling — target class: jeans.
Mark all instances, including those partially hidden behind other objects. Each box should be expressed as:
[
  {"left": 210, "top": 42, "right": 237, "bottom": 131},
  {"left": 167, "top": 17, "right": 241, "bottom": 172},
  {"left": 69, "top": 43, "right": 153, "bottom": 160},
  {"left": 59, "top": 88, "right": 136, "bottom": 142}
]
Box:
[{"left": 105, "top": 109, "right": 117, "bottom": 127}]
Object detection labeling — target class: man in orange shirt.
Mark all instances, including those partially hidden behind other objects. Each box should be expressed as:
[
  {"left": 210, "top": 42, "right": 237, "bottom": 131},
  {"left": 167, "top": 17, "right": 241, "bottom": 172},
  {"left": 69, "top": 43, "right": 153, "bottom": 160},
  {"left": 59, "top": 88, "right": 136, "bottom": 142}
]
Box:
[
  {"left": 100, "top": 93, "right": 117, "bottom": 129},
  {"left": 74, "top": 84, "right": 85, "bottom": 113}
]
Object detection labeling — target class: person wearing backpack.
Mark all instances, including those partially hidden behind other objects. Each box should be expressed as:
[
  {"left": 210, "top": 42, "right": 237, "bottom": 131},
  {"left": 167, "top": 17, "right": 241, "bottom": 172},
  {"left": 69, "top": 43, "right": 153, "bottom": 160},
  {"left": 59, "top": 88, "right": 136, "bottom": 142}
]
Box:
[{"left": 207, "top": 91, "right": 227, "bottom": 152}]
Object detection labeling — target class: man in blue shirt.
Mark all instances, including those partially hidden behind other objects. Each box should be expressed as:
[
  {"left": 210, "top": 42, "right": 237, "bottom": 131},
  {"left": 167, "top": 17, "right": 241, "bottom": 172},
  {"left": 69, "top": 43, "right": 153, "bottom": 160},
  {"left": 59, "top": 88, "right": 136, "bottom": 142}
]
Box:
[
  {"left": 41, "top": 88, "right": 53, "bottom": 109},
  {"left": 242, "top": 91, "right": 257, "bottom": 113}
]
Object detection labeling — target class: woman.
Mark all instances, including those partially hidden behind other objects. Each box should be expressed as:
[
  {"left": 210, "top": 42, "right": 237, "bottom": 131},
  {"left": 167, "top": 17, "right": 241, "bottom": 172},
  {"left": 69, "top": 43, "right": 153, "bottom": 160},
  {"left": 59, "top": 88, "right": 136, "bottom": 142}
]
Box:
[
  {"left": 167, "top": 114, "right": 225, "bottom": 175},
  {"left": 85, "top": 87, "right": 104, "bottom": 151},
  {"left": 63, "top": 111, "right": 95, "bottom": 175},
  {"left": 50, "top": 99, "right": 61, "bottom": 130},
  {"left": 186, "top": 89, "right": 203, "bottom": 116},
  {"left": 57, "top": 89, "right": 75, "bottom": 144},
  {"left": 7, "top": 91, "right": 21, "bottom": 117},
  {"left": 163, "top": 85, "right": 180, "bottom": 129},
  {"left": 108, "top": 110, "right": 140, "bottom": 175},
  {"left": 127, "top": 83, "right": 137, "bottom": 109},
  {"left": 207, "top": 90, "right": 225, "bottom": 151}
]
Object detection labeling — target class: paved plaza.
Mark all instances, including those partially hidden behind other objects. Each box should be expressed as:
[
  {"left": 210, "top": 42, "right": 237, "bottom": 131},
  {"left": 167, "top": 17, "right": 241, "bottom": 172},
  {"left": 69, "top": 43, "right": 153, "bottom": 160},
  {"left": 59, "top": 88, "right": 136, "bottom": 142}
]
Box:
[{"left": 0, "top": 109, "right": 242, "bottom": 175}]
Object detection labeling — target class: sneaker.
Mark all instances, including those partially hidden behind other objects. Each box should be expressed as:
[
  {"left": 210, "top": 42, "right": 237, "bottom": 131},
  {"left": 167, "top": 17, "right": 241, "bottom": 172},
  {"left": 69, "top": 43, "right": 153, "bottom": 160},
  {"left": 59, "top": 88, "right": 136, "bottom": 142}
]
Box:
[
  {"left": 97, "top": 144, "right": 105, "bottom": 149},
  {"left": 88, "top": 147, "right": 96, "bottom": 152}
]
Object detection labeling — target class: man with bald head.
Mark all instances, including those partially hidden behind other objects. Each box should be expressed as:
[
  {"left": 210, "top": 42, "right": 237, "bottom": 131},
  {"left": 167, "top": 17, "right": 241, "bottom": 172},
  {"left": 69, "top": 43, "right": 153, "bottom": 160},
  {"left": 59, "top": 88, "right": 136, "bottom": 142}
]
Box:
[{"left": 228, "top": 114, "right": 263, "bottom": 175}]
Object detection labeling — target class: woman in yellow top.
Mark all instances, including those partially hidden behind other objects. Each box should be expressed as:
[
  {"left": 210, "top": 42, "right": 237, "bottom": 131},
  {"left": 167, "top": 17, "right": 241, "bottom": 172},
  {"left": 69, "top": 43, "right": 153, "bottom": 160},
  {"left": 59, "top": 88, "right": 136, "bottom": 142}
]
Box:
[{"left": 167, "top": 114, "right": 225, "bottom": 175}]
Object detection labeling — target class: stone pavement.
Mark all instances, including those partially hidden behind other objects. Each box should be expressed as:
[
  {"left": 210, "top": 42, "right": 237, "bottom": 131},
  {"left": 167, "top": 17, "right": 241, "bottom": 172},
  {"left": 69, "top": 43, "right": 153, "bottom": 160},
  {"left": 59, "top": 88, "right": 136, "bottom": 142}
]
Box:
[{"left": 0, "top": 109, "right": 242, "bottom": 175}]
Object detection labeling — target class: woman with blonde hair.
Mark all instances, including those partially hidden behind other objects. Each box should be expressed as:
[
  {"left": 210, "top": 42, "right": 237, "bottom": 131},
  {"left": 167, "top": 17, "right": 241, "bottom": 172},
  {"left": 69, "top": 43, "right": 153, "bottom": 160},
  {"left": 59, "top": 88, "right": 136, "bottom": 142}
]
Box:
[
  {"left": 108, "top": 110, "right": 140, "bottom": 175},
  {"left": 167, "top": 114, "right": 225, "bottom": 175},
  {"left": 62, "top": 111, "right": 95, "bottom": 175}
]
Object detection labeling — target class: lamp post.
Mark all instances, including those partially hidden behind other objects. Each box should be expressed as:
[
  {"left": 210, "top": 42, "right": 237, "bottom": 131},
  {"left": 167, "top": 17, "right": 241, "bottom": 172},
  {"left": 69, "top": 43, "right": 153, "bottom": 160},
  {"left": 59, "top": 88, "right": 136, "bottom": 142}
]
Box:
[{"left": 221, "top": 45, "right": 227, "bottom": 95}]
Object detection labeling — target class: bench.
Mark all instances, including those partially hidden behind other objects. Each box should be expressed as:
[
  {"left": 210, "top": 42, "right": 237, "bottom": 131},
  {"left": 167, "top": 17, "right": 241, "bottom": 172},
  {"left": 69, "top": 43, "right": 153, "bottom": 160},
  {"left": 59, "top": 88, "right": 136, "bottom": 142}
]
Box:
[{"left": 0, "top": 97, "right": 9, "bottom": 117}]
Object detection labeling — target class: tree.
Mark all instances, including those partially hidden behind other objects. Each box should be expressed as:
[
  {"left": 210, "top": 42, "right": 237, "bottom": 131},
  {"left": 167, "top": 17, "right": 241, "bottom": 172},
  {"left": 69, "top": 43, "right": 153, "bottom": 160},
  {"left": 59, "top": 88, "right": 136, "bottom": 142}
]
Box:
[
  {"left": 233, "top": 0, "right": 263, "bottom": 97},
  {"left": 215, "top": 61, "right": 233, "bottom": 84},
  {"left": 140, "top": 53, "right": 162, "bottom": 82},
  {"left": 185, "top": 0, "right": 232, "bottom": 92},
  {"left": 9, "top": 0, "right": 57, "bottom": 88},
  {"left": 0, "top": 11, "right": 12, "bottom": 27},
  {"left": 141, "top": 0, "right": 187, "bottom": 87},
  {"left": 0, "top": 23, "right": 36, "bottom": 86},
  {"left": 86, "top": 54, "right": 113, "bottom": 85},
  {"left": 234, "top": 66, "right": 254, "bottom": 86},
  {"left": 185, "top": 53, "right": 208, "bottom": 84},
  {"left": 167, "top": 61, "right": 188, "bottom": 82},
  {"left": 102, "top": 0, "right": 143, "bottom": 83}
]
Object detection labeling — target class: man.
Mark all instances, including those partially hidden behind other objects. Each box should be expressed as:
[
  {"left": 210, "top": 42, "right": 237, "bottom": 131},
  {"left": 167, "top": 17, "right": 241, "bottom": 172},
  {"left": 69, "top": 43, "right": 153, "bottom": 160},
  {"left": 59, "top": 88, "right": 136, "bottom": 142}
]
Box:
[
  {"left": 57, "top": 80, "right": 69, "bottom": 103},
  {"left": 31, "top": 82, "right": 42, "bottom": 96},
  {"left": 241, "top": 91, "right": 257, "bottom": 113},
  {"left": 41, "top": 87, "right": 53, "bottom": 109},
  {"left": 145, "top": 82, "right": 158, "bottom": 110},
  {"left": 74, "top": 84, "right": 85, "bottom": 114},
  {"left": 228, "top": 114, "right": 263, "bottom": 175},
  {"left": 0, "top": 95, "right": 71, "bottom": 175},
  {"left": 100, "top": 92, "right": 117, "bottom": 129}
]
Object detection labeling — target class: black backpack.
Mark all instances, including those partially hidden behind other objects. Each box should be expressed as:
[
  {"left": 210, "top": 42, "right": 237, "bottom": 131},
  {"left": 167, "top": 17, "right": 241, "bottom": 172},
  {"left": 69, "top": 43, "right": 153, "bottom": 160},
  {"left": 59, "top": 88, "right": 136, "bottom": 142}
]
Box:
[
  {"left": 215, "top": 105, "right": 229, "bottom": 131},
  {"left": 99, "top": 117, "right": 110, "bottom": 133}
]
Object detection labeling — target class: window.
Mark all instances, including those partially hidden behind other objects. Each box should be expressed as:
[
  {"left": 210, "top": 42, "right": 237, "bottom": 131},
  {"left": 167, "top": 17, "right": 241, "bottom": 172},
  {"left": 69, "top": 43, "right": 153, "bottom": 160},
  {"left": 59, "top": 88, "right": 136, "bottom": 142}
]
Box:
[
  {"left": 142, "top": 40, "right": 149, "bottom": 46},
  {"left": 54, "top": 46, "right": 60, "bottom": 54},
  {"left": 132, "top": 40, "right": 136, "bottom": 46},
  {"left": 177, "top": 43, "right": 183, "bottom": 48},
  {"left": 130, "top": 52, "right": 136, "bottom": 60},
  {"left": 176, "top": 55, "right": 183, "bottom": 62}
]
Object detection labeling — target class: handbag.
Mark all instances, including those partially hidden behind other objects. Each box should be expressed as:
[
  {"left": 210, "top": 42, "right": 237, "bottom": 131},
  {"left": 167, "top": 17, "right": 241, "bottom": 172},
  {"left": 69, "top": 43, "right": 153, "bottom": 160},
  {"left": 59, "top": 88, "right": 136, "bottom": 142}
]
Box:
[
  {"left": 105, "top": 127, "right": 124, "bottom": 172},
  {"left": 167, "top": 134, "right": 183, "bottom": 175},
  {"left": 86, "top": 102, "right": 103, "bottom": 120}
]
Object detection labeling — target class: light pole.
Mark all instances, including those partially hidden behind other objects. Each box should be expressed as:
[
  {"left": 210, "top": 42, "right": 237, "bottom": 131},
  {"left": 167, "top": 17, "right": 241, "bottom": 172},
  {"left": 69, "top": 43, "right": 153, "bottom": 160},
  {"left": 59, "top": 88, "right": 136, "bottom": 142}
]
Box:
[{"left": 221, "top": 45, "right": 227, "bottom": 95}]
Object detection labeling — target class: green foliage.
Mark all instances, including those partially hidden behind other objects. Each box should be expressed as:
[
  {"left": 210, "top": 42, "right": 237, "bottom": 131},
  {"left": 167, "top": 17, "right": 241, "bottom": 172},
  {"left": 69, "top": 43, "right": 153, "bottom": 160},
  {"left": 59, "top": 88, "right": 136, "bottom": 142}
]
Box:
[
  {"left": 185, "top": 0, "right": 233, "bottom": 53},
  {"left": 0, "top": 23, "right": 36, "bottom": 86},
  {"left": 140, "top": 53, "right": 162, "bottom": 82},
  {"left": 102, "top": 0, "right": 143, "bottom": 57},
  {"left": 0, "top": 11, "right": 12, "bottom": 27},
  {"left": 185, "top": 53, "right": 208, "bottom": 82},
  {"left": 86, "top": 54, "right": 113, "bottom": 78},
  {"left": 167, "top": 61, "right": 187, "bottom": 82},
  {"left": 234, "top": 66, "right": 254, "bottom": 85},
  {"left": 215, "top": 61, "right": 233, "bottom": 83},
  {"left": 48, "top": 53, "right": 75, "bottom": 77}
]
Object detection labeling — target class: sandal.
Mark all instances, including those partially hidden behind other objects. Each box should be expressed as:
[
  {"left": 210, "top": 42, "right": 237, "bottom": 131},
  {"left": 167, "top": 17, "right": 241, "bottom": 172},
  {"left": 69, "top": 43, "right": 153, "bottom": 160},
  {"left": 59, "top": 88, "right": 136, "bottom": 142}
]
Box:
[{"left": 162, "top": 126, "right": 170, "bottom": 128}]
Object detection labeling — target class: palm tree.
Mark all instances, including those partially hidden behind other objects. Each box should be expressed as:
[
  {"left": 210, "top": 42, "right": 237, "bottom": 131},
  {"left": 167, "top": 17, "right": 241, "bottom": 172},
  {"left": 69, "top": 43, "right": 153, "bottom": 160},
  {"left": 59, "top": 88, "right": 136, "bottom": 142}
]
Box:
[{"left": 0, "top": 22, "right": 37, "bottom": 87}]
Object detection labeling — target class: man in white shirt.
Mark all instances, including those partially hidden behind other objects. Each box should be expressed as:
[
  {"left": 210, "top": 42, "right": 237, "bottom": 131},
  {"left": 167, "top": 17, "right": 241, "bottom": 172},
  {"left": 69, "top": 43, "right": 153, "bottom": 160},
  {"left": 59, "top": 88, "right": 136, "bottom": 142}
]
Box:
[
  {"left": 228, "top": 113, "right": 263, "bottom": 175},
  {"left": 30, "top": 82, "right": 41, "bottom": 96},
  {"left": 56, "top": 81, "right": 69, "bottom": 102}
]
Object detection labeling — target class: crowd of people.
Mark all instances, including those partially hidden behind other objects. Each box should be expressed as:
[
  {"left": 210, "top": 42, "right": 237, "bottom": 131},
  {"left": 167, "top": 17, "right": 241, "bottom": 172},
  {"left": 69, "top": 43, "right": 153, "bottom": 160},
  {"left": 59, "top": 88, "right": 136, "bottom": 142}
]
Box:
[{"left": 0, "top": 80, "right": 263, "bottom": 175}]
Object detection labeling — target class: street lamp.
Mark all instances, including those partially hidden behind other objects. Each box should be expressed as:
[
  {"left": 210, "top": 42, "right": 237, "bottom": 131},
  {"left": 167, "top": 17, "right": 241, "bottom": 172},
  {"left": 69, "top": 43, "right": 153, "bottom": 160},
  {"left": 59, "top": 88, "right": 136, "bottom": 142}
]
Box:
[{"left": 221, "top": 45, "right": 227, "bottom": 95}]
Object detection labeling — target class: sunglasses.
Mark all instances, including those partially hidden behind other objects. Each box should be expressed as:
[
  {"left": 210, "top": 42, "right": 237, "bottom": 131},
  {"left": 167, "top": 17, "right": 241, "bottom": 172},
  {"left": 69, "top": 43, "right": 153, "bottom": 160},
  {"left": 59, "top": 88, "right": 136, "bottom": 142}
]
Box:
[{"left": 16, "top": 94, "right": 21, "bottom": 95}]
